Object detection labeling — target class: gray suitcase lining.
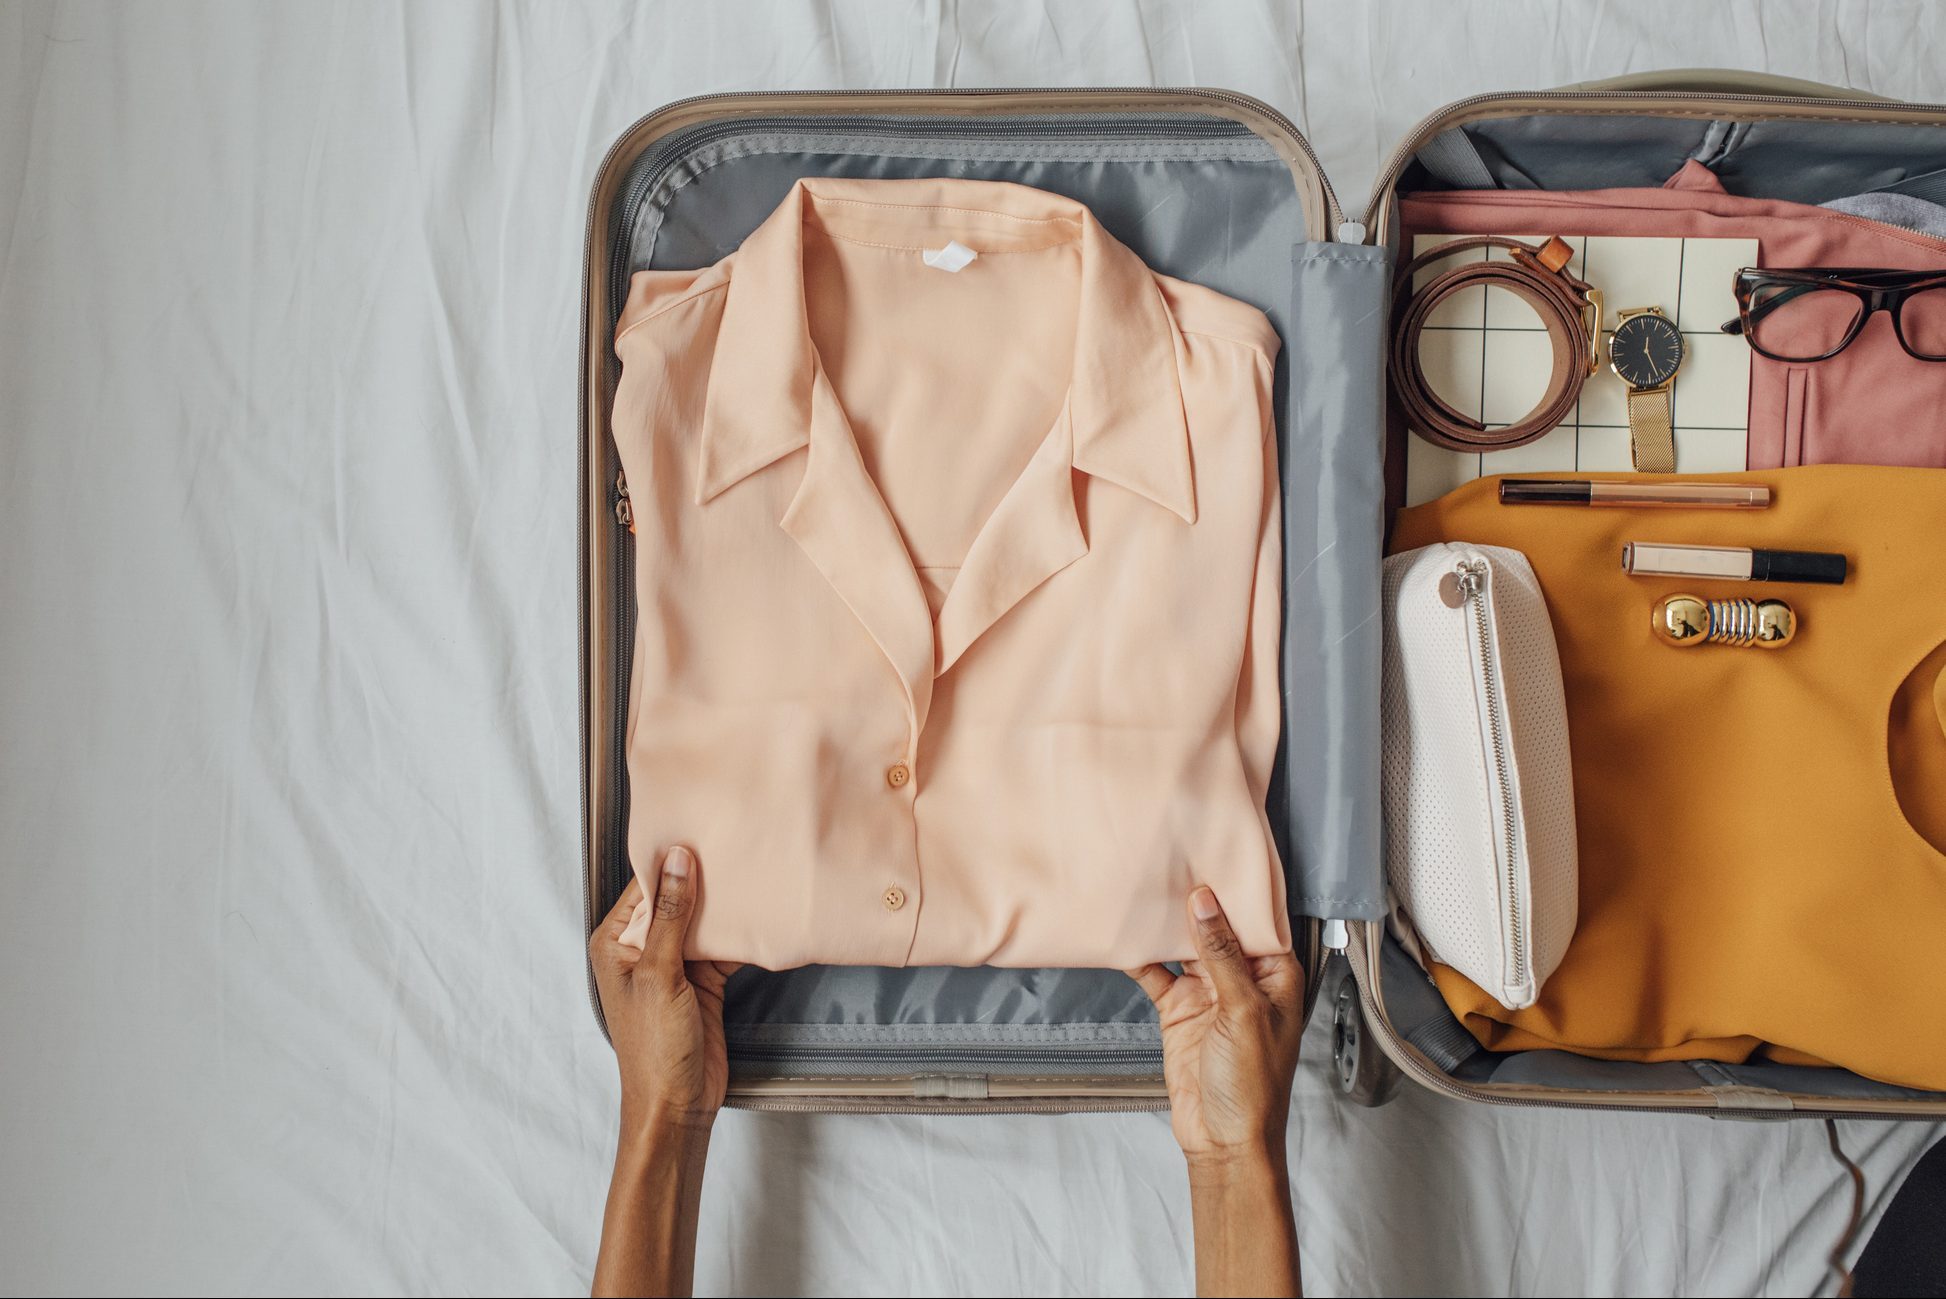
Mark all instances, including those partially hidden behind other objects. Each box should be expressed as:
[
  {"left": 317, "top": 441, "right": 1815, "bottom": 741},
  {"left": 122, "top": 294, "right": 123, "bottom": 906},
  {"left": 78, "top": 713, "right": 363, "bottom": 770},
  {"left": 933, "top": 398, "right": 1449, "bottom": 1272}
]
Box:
[
  {"left": 599, "top": 112, "right": 1386, "bottom": 1076},
  {"left": 1405, "top": 113, "right": 1946, "bottom": 206},
  {"left": 1378, "top": 108, "right": 1946, "bottom": 1102},
  {"left": 596, "top": 103, "right": 1944, "bottom": 1101}
]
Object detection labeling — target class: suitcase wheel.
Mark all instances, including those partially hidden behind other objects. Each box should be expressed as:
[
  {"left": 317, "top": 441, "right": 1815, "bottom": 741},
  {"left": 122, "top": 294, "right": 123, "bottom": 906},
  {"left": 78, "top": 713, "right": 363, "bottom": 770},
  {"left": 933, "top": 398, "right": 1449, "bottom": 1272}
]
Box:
[{"left": 1322, "top": 955, "right": 1403, "bottom": 1107}]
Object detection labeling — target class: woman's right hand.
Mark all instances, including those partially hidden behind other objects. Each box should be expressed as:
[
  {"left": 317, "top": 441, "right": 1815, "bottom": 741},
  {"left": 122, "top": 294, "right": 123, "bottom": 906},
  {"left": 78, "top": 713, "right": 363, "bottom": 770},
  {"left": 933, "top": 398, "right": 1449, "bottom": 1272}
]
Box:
[
  {"left": 1125, "top": 885, "right": 1306, "bottom": 1163},
  {"left": 1127, "top": 886, "right": 1306, "bottom": 1297}
]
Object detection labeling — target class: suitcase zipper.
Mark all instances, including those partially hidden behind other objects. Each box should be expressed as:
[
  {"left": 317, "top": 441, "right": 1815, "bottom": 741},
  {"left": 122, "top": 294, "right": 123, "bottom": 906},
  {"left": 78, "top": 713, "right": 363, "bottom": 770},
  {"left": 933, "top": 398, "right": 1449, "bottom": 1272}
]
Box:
[
  {"left": 1349, "top": 925, "right": 1939, "bottom": 1119},
  {"left": 1402, "top": 180, "right": 1946, "bottom": 257},
  {"left": 1360, "top": 87, "right": 1946, "bottom": 237},
  {"left": 1449, "top": 557, "right": 1527, "bottom": 993},
  {"left": 605, "top": 481, "right": 633, "bottom": 930},
  {"left": 603, "top": 102, "right": 1337, "bottom": 316},
  {"left": 612, "top": 470, "right": 632, "bottom": 531},
  {"left": 723, "top": 1044, "right": 1168, "bottom": 1111},
  {"left": 727, "top": 1094, "right": 1168, "bottom": 1114},
  {"left": 727, "top": 1042, "right": 1160, "bottom": 1069}
]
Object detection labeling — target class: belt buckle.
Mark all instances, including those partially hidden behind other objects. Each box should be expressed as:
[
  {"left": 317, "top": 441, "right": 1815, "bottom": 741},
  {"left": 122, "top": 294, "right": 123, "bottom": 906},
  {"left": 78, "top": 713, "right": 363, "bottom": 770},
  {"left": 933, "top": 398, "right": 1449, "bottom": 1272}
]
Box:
[
  {"left": 1515, "top": 237, "right": 1603, "bottom": 377},
  {"left": 1581, "top": 286, "right": 1605, "bottom": 377}
]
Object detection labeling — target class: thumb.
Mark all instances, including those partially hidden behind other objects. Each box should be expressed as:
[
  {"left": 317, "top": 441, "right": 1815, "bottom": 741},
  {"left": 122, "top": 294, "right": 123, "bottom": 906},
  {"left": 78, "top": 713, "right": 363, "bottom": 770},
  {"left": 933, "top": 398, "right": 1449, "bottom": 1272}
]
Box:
[
  {"left": 641, "top": 845, "right": 699, "bottom": 983},
  {"left": 590, "top": 874, "right": 647, "bottom": 977},
  {"left": 1189, "top": 886, "right": 1257, "bottom": 1006}
]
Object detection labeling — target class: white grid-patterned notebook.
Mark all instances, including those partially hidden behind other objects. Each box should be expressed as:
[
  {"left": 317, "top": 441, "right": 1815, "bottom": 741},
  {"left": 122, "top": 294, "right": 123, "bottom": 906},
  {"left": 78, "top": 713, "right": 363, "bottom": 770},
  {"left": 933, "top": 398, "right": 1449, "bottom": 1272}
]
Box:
[{"left": 1404, "top": 233, "right": 1757, "bottom": 506}]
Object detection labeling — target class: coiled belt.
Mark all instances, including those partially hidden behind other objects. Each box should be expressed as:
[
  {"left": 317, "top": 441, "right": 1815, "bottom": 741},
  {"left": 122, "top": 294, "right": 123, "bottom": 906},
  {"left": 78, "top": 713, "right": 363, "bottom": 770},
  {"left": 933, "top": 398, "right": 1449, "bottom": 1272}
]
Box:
[{"left": 1389, "top": 235, "right": 1603, "bottom": 453}]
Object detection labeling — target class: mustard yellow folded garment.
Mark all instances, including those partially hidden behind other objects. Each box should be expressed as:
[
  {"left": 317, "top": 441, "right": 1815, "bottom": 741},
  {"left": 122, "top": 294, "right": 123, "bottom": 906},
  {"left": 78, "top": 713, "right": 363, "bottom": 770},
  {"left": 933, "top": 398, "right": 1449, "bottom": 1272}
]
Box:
[{"left": 1392, "top": 467, "right": 1946, "bottom": 1091}]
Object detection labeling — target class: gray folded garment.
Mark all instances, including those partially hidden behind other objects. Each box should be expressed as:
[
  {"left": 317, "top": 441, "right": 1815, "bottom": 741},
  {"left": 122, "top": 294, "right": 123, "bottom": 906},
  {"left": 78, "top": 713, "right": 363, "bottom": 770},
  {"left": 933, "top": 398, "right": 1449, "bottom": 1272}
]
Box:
[{"left": 1820, "top": 189, "right": 1946, "bottom": 239}]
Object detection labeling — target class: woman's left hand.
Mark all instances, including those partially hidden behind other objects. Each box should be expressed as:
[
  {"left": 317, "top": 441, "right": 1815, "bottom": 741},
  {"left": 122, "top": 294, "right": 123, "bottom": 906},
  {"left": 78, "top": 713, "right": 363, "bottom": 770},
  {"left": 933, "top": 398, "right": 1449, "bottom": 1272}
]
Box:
[{"left": 589, "top": 845, "right": 743, "bottom": 1131}]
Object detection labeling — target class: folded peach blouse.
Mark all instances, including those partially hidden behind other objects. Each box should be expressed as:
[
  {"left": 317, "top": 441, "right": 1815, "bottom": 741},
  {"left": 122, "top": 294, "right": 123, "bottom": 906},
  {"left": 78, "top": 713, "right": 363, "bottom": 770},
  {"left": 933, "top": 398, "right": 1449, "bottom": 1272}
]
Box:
[{"left": 611, "top": 177, "right": 1288, "bottom": 969}]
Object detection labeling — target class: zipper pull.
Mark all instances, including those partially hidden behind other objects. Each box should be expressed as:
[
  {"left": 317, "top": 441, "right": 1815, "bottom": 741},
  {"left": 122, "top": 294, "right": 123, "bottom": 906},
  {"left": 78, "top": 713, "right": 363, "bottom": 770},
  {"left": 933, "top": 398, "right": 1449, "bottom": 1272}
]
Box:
[
  {"left": 1438, "top": 559, "right": 1485, "bottom": 608},
  {"left": 613, "top": 470, "right": 634, "bottom": 532}
]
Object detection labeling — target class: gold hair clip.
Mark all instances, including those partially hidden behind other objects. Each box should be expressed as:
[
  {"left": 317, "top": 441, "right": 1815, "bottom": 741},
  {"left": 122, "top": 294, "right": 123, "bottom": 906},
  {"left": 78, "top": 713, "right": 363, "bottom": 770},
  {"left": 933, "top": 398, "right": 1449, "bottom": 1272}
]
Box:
[{"left": 1651, "top": 594, "right": 1796, "bottom": 649}]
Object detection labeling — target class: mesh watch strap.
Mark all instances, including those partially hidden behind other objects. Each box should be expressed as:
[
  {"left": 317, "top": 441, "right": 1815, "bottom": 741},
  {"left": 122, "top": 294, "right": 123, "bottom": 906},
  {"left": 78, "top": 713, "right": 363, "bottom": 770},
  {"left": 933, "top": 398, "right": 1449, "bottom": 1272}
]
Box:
[{"left": 1626, "top": 386, "right": 1676, "bottom": 473}]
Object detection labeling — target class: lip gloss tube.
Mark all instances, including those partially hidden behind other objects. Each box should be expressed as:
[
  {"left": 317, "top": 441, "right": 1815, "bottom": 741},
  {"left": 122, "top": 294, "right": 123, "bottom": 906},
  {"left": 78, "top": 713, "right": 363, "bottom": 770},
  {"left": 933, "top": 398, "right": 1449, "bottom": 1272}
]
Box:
[
  {"left": 1622, "top": 542, "right": 1847, "bottom": 585},
  {"left": 1499, "top": 479, "right": 1772, "bottom": 509}
]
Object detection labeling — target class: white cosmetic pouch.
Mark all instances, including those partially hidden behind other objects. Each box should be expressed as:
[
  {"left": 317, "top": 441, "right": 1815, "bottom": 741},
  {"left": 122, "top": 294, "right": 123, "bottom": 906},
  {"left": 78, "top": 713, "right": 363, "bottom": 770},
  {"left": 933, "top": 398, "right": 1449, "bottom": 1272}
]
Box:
[{"left": 1380, "top": 542, "right": 1578, "bottom": 1010}]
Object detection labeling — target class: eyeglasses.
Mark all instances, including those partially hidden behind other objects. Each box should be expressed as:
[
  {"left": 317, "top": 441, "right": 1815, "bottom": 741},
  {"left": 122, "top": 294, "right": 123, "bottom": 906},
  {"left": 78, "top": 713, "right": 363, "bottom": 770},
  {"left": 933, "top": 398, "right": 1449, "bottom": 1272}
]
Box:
[{"left": 1721, "top": 267, "right": 1946, "bottom": 363}]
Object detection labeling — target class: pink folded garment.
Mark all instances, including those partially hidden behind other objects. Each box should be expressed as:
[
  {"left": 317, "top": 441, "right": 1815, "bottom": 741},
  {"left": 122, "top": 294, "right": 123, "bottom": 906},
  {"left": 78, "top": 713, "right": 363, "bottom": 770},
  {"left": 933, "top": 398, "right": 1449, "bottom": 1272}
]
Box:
[{"left": 1403, "top": 162, "right": 1946, "bottom": 469}]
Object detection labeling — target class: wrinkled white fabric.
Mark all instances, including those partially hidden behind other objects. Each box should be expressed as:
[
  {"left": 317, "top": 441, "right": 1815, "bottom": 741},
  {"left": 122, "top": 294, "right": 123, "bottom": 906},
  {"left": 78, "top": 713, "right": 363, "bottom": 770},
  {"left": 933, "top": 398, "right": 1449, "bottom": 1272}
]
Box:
[{"left": 1, "top": 1, "right": 1940, "bottom": 1294}]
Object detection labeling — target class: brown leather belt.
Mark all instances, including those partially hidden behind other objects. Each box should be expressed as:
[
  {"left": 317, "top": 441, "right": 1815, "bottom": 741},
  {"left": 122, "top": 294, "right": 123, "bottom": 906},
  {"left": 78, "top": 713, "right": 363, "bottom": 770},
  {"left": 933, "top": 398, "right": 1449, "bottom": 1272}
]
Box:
[{"left": 1389, "top": 235, "right": 1603, "bottom": 452}]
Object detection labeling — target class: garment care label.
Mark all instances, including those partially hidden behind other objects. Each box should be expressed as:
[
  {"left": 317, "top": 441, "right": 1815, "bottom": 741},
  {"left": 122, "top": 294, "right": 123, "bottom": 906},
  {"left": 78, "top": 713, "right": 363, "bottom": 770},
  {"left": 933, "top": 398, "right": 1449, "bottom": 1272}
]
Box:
[{"left": 921, "top": 240, "right": 978, "bottom": 272}]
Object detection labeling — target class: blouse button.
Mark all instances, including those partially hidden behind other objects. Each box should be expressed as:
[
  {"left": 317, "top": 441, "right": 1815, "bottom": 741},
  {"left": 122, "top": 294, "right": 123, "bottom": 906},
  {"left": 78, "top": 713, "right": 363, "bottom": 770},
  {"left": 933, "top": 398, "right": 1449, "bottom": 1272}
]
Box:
[
  {"left": 882, "top": 886, "right": 907, "bottom": 911},
  {"left": 886, "top": 762, "right": 911, "bottom": 789}
]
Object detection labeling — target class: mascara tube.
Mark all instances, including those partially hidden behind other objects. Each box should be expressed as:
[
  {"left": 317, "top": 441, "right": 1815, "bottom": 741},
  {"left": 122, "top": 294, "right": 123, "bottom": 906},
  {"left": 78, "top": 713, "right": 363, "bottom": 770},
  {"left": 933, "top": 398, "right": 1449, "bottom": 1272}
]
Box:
[{"left": 1621, "top": 542, "right": 1847, "bottom": 585}]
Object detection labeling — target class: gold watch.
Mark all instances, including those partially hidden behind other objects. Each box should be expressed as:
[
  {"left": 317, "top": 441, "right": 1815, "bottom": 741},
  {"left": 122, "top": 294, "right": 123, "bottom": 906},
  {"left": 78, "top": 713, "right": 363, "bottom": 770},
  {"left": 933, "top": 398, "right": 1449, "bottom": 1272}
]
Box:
[{"left": 1608, "top": 307, "right": 1684, "bottom": 473}]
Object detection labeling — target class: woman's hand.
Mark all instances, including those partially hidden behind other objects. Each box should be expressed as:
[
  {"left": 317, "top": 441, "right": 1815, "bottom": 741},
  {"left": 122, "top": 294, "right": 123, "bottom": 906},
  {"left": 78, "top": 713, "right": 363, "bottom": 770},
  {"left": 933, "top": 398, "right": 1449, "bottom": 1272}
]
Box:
[
  {"left": 1127, "top": 886, "right": 1305, "bottom": 1297},
  {"left": 589, "top": 845, "right": 743, "bottom": 1131},
  {"left": 589, "top": 845, "right": 742, "bottom": 1298},
  {"left": 1126, "top": 885, "right": 1305, "bottom": 1162}
]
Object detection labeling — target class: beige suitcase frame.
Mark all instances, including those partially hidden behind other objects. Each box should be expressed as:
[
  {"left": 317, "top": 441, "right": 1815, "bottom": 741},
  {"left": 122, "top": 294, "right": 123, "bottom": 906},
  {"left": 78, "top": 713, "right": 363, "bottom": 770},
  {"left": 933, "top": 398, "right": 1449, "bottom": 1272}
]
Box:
[{"left": 581, "top": 71, "right": 1946, "bottom": 1117}]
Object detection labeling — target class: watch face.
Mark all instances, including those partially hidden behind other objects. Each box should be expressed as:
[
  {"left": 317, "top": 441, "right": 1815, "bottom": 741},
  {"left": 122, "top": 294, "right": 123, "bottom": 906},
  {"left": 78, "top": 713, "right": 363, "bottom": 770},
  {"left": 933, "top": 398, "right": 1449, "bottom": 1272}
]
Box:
[{"left": 1610, "top": 312, "right": 1685, "bottom": 388}]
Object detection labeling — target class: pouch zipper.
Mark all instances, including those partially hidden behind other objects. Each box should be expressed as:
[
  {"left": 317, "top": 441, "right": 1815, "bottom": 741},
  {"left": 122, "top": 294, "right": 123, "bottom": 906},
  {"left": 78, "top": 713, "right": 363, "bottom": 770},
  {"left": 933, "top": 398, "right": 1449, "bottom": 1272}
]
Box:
[
  {"left": 1362, "top": 87, "right": 1946, "bottom": 238},
  {"left": 1449, "top": 556, "right": 1527, "bottom": 993}
]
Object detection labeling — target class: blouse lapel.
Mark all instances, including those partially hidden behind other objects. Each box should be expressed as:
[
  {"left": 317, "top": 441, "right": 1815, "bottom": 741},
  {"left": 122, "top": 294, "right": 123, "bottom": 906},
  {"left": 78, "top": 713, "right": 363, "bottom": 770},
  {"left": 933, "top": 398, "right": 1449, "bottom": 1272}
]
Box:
[
  {"left": 934, "top": 405, "right": 1088, "bottom": 676},
  {"left": 778, "top": 372, "right": 936, "bottom": 745}
]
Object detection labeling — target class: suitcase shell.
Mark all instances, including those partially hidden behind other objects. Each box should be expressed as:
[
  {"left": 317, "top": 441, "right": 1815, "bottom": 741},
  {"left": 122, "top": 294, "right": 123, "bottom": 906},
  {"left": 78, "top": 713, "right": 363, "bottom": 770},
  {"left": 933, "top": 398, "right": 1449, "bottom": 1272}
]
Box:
[{"left": 580, "top": 72, "right": 1946, "bottom": 1117}]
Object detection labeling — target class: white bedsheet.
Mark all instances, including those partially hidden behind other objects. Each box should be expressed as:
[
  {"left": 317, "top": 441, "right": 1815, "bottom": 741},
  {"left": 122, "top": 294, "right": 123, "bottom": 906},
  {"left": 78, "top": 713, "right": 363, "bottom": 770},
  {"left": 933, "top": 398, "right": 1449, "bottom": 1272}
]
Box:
[{"left": 2, "top": 2, "right": 1941, "bottom": 1293}]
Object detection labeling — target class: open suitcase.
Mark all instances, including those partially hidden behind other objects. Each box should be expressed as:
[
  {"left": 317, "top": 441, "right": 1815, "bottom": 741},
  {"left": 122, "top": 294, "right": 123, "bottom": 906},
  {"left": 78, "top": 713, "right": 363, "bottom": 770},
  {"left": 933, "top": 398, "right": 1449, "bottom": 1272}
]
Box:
[{"left": 580, "top": 70, "right": 1946, "bottom": 1117}]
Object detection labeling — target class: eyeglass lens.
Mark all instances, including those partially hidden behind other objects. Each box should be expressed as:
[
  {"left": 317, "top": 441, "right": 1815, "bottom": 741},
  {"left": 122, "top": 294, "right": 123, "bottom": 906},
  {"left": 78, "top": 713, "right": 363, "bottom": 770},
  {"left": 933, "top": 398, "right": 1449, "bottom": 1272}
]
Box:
[
  {"left": 1898, "top": 283, "right": 1946, "bottom": 359},
  {"left": 1747, "top": 282, "right": 1863, "bottom": 360},
  {"left": 1747, "top": 277, "right": 1946, "bottom": 361}
]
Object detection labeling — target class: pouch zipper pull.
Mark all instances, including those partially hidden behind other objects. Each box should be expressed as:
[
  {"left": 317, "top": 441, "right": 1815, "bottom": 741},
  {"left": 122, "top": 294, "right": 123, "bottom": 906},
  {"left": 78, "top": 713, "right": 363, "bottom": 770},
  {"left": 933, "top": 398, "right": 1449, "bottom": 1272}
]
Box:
[
  {"left": 613, "top": 470, "right": 634, "bottom": 532},
  {"left": 1438, "top": 561, "right": 1483, "bottom": 608},
  {"left": 1446, "top": 556, "right": 1528, "bottom": 990}
]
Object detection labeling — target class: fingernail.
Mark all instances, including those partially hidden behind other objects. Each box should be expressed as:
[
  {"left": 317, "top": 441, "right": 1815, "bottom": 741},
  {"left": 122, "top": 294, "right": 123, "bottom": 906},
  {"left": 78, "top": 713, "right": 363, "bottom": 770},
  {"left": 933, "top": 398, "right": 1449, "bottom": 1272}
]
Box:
[
  {"left": 1191, "top": 886, "right": 1220, "bottom": 920},
  {"left": 664, "top": 845, "right": 692, "bottom": 879}
]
